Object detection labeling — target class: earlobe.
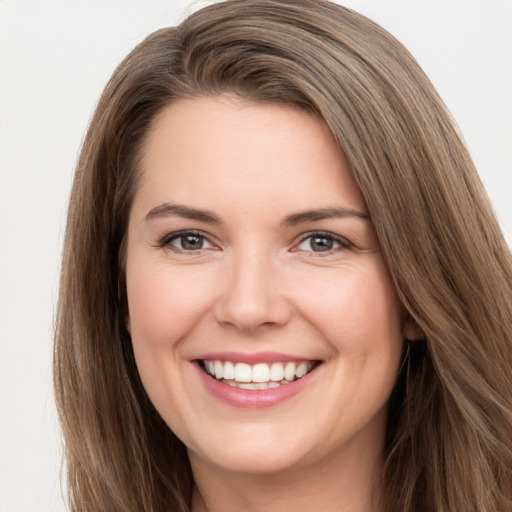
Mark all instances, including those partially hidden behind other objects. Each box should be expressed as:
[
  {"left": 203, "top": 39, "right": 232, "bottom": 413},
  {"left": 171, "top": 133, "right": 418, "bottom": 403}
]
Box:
[
  {"left": 403, "top": 315, "right": 424, "bottom": 341},
  {"left": 125, "top": 315, "right": 131, "bottom": 334}
]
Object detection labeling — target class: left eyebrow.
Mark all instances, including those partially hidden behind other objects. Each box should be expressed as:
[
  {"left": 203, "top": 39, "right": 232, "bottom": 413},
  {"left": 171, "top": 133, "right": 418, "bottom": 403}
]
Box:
[{"left": 281, "top": 207, "right": 369, "bottom": 226}]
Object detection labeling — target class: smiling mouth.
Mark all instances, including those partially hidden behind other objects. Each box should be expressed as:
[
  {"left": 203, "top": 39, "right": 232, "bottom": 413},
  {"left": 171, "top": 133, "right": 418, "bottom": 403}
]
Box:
[{"left": 199, "top": 359, "right": 321, "bottom": 390}]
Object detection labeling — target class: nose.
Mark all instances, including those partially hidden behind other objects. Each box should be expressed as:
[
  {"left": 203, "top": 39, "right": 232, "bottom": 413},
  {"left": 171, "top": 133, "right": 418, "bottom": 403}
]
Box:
[{"left": 213, "top": 252, "right": 292, "bottom": 334}]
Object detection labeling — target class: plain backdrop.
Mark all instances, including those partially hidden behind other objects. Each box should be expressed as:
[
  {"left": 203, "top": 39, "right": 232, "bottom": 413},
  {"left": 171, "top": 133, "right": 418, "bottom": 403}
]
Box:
[{"left": 0, "top": 1, "right": 511, "bottom": 510}]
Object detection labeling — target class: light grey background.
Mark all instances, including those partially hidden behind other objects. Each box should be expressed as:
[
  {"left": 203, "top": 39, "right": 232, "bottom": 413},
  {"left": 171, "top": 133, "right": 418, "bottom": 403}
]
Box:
[{"left": 1, "top": 1, "right": 510, "bottom": 511}]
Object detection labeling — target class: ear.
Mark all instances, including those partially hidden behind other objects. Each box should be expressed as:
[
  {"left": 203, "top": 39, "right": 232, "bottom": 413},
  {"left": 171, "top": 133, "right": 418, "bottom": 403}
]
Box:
[{"left": 403, "top": 314, "right": 424, "bottom": 341}]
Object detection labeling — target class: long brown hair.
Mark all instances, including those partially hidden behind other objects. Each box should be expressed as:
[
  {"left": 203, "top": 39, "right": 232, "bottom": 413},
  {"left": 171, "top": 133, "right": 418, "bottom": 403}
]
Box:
[{"left": 54, "top": 1, "right": 512, "bottom": 510}]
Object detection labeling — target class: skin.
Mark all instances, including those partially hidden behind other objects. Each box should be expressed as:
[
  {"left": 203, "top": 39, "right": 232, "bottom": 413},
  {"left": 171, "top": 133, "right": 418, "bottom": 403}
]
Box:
[{"left": 125, "top": 96, "right": 419, "bottom": 512}]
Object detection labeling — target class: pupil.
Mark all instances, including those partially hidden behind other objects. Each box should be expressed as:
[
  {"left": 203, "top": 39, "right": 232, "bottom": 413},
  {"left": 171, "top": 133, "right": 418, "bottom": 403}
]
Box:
[
  {"left": 311, "top": 236, "right": 332, "bottom": 251},
  {"left": 182, "top": 235, "right": 203, "bottom": 250}
]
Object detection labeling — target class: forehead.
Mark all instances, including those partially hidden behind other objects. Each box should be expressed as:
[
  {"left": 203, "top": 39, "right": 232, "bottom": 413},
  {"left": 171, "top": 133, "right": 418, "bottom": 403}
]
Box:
[{"left": 135, "top": 95, "right": 365, "bottom": 219}]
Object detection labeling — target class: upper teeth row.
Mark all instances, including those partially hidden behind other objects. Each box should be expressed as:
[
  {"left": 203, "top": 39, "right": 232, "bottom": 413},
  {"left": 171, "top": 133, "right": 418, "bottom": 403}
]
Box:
[{"left": 204, "top": 360, "right": 314, "bottom": 383}]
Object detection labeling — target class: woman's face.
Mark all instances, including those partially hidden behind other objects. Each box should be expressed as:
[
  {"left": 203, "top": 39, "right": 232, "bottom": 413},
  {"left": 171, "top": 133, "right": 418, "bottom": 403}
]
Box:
[{"left": 126, "top": 96, "right": 411, "bottom": 476}]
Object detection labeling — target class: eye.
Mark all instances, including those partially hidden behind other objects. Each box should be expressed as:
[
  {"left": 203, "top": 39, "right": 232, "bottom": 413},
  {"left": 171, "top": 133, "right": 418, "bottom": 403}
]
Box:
[
  {"left": 162, "top": 231, "right": 215, "bottom": 252},
  {"left": 294, "top": 232, "right": 351, "bottom": 254}
]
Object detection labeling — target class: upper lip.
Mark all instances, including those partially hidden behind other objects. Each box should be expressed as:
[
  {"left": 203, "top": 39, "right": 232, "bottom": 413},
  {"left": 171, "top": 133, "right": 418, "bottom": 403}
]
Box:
[{"left": 193, "top": 351, "right": 319, "bottom": 365}]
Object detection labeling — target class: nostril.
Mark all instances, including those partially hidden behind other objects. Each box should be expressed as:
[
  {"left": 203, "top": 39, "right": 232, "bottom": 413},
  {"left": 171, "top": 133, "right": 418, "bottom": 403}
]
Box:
[{"left": 213, "top": 294, "right": 292, "bottom": 333}]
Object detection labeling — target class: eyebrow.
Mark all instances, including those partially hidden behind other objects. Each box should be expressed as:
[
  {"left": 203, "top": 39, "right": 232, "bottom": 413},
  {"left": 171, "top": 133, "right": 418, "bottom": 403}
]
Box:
[
  {"left": 282, "top": 207, "right": 369, "bottom": 226},
  {"left": 145, "top": 203, "right": 221, "bottom": 224},
  {"left": 145, "top": 203, "right": 369, "bottom": 225}
]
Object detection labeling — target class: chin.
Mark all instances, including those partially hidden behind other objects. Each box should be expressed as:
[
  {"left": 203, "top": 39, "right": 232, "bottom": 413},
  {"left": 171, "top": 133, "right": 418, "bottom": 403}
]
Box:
[{"left": 185, "top": 422, "right": 317, "bottom": 476}]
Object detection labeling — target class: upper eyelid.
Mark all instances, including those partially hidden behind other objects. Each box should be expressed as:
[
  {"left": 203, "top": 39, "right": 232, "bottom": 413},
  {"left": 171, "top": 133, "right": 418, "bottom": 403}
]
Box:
[
  {"left": 160, "top": 230, "right": 216, "bottom": 248},
  {"left": 293, "top": 231, "right": 352, "bottom": 247},
  {"left": 291, "top": 231, "right": 378, "bottom": 255},
  {"left": 157, "top": 229, "right": 358, "bottom": 252}
]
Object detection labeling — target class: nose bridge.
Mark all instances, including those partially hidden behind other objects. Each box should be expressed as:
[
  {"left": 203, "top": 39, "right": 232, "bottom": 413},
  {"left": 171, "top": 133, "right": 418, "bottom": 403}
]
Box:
[{"left": 214, "top": 245, "right": 290, "bottom": 332}]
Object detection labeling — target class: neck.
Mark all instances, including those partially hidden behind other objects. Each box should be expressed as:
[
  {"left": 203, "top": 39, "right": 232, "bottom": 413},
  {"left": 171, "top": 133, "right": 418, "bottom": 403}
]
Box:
[{"left": 190, "top": 440, "right": 384, "bottom": 512}]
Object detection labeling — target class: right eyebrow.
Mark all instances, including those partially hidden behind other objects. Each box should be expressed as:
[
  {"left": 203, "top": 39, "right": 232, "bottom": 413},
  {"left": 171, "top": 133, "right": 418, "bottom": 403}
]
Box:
[{"left": 145, "top": 203, "right": 221, "bottom": 224}]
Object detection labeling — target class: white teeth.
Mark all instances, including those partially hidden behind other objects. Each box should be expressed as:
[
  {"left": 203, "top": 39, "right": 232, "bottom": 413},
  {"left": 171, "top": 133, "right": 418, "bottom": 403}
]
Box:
[
  {"left": 270, "top": 362, "right": 284, "bottom": 381},
  {"left": 203, "top": 359, "right": 316, "bottom": 386},
  {"left": 223, "top": 361, "right": 235, "bottom": 380},
  {"left": 284, "top": 362, "right": 296, "bottom": 381},
  {"left": 214, "top": 360, "right": 224, "bottom": 379},
  {"left": 234, "top": 362, "right": 252, "bottom": 382},
  {"left": 224, "top": 380, "right": 293, "bottom": 390},
  {"left": 295, "top": 362, "right": 309, "bottom": 378},
  {"left": 252, "top": 363, "right": 270, "bottom": 382},
  {"left": 238, "top": 382, "right": 257, "bottom": 390}
]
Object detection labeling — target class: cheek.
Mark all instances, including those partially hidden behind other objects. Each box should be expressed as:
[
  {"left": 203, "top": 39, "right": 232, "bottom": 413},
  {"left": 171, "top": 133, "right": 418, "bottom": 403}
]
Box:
[
  {"left": 292, "top": 260, "right": 404, "bottom": 357},
  {"left": 125, "top": 263, "right": 219, "bottom": 429},
  {"left": 126, "top": 264, "right": 216, "bottom": 350}
]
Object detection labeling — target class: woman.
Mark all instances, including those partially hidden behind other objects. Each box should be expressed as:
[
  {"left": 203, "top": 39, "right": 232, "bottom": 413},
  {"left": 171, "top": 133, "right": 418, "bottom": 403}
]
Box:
[{"left": 54, "top": 1, "right": 512, "bottom": 511}]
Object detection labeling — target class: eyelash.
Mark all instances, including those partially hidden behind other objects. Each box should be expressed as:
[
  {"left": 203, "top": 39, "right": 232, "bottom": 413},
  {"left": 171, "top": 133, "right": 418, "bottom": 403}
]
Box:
[
  {"left": 159, "top": 230, "right": 216, "bottom": 252},
  {"left": 159, "top": 230, "right": 353, "bottom": 255},
  {"left": 293, "top": 231, "right": 353, "bottom": 255}
]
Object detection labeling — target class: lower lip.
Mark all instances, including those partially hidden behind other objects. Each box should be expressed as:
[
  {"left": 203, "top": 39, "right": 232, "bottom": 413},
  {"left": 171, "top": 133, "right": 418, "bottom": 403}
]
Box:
[{"left": 194, "top": 362, "right": 320, "bottom": 409}]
